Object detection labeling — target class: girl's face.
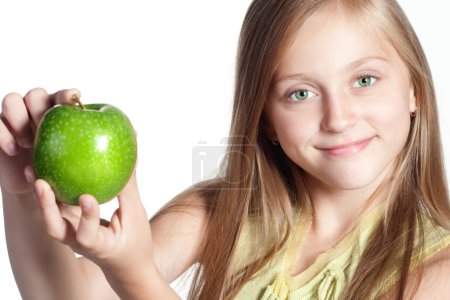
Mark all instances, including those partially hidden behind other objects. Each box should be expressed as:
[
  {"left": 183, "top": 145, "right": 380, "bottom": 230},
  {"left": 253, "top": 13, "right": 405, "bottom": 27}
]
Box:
[{"left": 265, "top": 12, "right": 416, "bottom": 192}]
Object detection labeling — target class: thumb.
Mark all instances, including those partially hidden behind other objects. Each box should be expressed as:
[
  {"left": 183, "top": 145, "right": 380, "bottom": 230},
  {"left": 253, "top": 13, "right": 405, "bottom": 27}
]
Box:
[
  {"left": 76, "top": 194, "right": 101, "bottom": 250},
  {"left": 117, "top": 170, "right": 144, "bottom": 215}
]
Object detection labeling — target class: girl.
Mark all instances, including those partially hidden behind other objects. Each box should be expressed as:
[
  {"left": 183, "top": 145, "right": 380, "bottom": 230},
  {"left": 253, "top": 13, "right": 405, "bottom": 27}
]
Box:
[{"left": 1, "top": 1, "right": 449, "bottom": 299}]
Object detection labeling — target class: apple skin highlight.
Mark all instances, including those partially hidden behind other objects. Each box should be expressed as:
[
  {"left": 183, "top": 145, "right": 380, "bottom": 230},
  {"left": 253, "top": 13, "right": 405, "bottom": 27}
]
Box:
[{"left": 33, "top": 103, "right": 137, "bottom": 205}]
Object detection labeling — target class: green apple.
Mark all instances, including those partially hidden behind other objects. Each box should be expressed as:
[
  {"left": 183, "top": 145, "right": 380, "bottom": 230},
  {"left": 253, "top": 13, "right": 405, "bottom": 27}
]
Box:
[{"left": 33, "top": 98, "right": 137, "bottom": 205}]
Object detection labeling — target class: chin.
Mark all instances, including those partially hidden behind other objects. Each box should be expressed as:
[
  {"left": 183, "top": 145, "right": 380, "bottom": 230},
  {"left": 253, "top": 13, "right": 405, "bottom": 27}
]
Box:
[
  {"left": 310, "top": 167, "right": 388, "bottom": 192},
  {"left": 326, "top": 177, "right": 377, "bottom": 191}
]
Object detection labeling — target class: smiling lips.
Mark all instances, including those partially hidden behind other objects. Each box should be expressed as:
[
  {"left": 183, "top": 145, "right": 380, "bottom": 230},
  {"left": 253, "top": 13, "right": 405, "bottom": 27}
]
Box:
[{"left": 318, "top": 136, "right": 375, "bottom": 157}]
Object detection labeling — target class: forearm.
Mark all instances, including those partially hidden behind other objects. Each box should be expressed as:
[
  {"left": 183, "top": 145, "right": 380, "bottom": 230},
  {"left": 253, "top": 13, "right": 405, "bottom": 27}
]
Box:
[
  {"left": 103, "top": 264, "right": 182, "bottom": 300},
  {"left": 2, "top": 190, "right": 88, "bottom": 300}
]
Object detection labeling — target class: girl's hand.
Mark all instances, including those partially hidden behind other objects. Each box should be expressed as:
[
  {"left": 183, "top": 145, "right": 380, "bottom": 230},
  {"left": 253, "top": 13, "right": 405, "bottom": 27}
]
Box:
[
  {"left": 31, "top": 170, "right": 157, "bottom": 289},
  {"left": 0, "top": 88, "right": 80, "bottom": 194}
]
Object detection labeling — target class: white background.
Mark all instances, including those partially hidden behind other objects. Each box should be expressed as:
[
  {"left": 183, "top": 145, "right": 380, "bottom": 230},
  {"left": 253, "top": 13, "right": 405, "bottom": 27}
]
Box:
[{"left": 0, "top": 1, "right": 448, "bottom": 299}]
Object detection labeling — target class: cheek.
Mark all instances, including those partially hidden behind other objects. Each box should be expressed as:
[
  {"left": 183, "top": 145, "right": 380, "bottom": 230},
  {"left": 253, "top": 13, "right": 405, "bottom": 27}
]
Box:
[
  {"left": 366, "top": 91, "right": 411, "bottom": 145},
  {"left": 272, "top": 109, "right": 317, "bottom": 147},
  {"left": 370, "top": 73, "right": 412, "bottom": 123},
  {"left": 271, "top": 108, "right": 321, "bottom": 172}
]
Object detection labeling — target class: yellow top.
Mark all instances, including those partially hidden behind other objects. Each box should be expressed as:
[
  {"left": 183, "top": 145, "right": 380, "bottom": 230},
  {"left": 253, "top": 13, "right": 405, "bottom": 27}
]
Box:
[{"left": 232, "top": 202, "right": 450, "bottom": 300}]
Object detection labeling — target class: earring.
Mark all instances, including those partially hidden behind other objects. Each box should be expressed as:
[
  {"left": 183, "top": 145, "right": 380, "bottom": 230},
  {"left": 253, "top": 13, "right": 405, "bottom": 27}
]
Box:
[
  {"left": 410, "top": 111, "right": 416, "bottom": 118},
  {"left": 272, "top": 140, "right": 279, "bottom": 146}
]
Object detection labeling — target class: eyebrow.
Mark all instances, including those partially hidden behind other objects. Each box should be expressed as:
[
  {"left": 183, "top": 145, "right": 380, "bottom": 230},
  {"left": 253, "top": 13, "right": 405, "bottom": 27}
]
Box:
[
  {"left": 346, "top": 56, "right": 388, "bottom": 70},
  {"left": 274, "top": 56, "right": 389, "bottom": 84}
]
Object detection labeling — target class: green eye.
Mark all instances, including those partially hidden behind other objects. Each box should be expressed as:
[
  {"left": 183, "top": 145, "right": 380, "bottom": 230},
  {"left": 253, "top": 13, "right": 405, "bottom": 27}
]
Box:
[
  {"left": 353, "top": 75, "right": 378, "bottom": 88},
  {"left": 289, "top": 90, "right": 316, "bottom": 102}
]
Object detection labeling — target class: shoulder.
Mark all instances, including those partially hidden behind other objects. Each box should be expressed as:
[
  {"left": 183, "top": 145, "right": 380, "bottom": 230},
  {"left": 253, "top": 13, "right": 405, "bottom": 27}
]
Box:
[
  {"left": 150, "top": 192, "right": 210, "bottom": 283},
  {"left": 381, "top": 232, "right": 450, "bottom": 300},
  {"left": 410, "top": 245, "right": 450, "bottom": 299},
  {"left": 408, "top": 216, "right": 450, "bottom": 298},
  {"left": 381, "top": 245, "right": 450, "bottom": 299}
]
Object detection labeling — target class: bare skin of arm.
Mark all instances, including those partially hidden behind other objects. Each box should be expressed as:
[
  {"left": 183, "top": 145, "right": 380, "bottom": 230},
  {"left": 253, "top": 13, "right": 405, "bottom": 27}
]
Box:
[
  {"left": 379, "top": 246, "right": 450, "bottom": 299},
  {"left": 1, "top": 88, "right": 207, "bottom": 299},
  {"left": 3, "top": 190, "right": 88, "bottom": 300}
]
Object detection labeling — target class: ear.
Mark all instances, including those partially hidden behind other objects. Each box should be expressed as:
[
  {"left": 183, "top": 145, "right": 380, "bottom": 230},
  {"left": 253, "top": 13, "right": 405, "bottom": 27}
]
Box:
[{"left": 409, "top": 85, "right": 417, "bottom": 113}]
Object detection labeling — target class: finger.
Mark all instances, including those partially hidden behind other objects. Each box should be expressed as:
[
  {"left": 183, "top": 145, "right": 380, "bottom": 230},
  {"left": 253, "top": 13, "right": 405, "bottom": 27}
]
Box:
[
  {"left": 76, "top": 194, "right": 101, "bottom": 251},
  {"left": 24, "top": 88, "right": 81, "bottom": 127},
  {"left": 108, "top": 208, "right": 122, "bottom": 233},
  {"left": 59, "top": 202, "right": 82, "bottom": 229},
  {"left": 1, "top": 93, "right": 34, "bottom": 148},
  {"left": 0, "top": 118, "right": 18, "bottom": 156},
  {"left": 23, "top": 87, "right": 51, "bottom": 128},
  {"left": 34, "top": 179, "right": 69, "bottom": 241},
  {"left": 48, "top": 88, "right": 81, "bottom": 106},
  {"left": 117, "top": 170, "right": 144, "bottom": 218},
  {"left": 24, "top": 165, "right": 36, "bottom": 184}
]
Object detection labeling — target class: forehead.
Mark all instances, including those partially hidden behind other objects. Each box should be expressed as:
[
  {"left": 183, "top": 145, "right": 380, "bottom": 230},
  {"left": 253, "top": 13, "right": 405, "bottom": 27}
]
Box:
[{"left": 275, "top": 9, "right": 403, "bottom": 78}]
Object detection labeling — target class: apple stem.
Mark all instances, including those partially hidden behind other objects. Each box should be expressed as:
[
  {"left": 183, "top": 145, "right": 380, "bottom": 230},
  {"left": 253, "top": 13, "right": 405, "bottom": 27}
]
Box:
[{"left": 71, "top": 94, "right": 86, "bottom": 110}]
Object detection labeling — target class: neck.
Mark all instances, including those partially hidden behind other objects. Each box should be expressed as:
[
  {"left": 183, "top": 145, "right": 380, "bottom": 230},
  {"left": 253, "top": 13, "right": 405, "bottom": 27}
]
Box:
[{"left": 306, "top": 171, "right": 390, "bottom": 240}]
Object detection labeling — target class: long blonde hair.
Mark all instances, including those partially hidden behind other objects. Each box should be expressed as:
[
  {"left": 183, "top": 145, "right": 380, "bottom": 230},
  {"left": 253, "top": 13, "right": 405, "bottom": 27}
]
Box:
[{"left": 151, "top": 1, "right": 450, "bottom": 299}]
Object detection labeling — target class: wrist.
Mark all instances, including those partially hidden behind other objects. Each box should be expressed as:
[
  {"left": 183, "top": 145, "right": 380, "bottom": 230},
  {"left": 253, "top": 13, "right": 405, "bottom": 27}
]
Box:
[{"left": 2, "top": 188, "right": 39, "bottom": 214}]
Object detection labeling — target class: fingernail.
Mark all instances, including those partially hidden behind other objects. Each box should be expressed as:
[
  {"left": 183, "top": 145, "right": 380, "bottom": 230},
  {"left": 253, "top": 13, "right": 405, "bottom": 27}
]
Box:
[
  {"left": 80, "top": 198, "right": 92, "bottom": 210},
  {"left": 35, "top": 181, "right": 45, "bottom": 198},
  {"left": 25, "top": 169, "right": 34, "bottom": 183},
  {"left": 6, "top": 143, "right": 18, "bottom": 156}
]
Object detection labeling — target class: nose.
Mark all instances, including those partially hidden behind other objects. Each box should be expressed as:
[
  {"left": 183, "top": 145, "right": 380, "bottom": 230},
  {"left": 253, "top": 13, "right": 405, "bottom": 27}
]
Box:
[{"left": 320, "top": 92, "right": 358, "bottom": 133}]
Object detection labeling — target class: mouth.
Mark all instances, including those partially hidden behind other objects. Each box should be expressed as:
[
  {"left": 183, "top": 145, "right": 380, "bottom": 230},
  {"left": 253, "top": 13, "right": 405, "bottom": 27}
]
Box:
[{"left": 317, "top": 136, "right": 376, "bottom": 157}]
